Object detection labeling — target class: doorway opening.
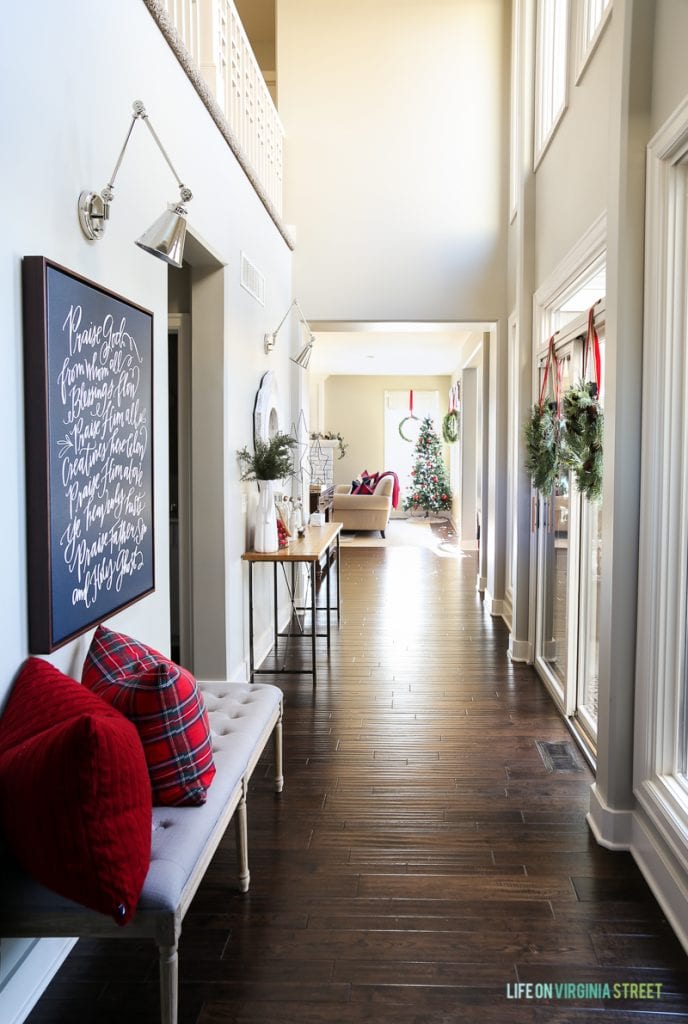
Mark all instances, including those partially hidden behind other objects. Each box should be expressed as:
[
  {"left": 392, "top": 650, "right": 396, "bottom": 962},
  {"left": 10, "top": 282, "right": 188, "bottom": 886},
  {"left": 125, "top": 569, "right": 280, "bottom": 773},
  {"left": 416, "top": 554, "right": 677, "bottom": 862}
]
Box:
[{"left": 168, "top": 313, "right": 193, "bottom": 668}]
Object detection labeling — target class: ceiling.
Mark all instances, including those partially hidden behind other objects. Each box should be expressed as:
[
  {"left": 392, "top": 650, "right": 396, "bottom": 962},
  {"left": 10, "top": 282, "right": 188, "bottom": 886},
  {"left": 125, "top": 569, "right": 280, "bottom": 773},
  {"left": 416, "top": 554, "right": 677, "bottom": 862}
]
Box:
[{"left": 306, "top": 323, "right": 486, "bottom": 377}]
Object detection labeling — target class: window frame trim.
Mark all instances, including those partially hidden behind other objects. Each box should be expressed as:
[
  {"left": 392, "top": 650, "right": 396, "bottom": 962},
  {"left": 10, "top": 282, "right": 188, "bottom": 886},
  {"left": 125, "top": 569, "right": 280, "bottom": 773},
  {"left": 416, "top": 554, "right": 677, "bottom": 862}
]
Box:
[
  {"left": 574, "top": 0, "right": 613, "bottom": 85},
  {"left": 634, "top": 93, "right": 688, "bottom": 869},
  {"left": 533, "top": 0, "right": 570, "bottom": 169}
]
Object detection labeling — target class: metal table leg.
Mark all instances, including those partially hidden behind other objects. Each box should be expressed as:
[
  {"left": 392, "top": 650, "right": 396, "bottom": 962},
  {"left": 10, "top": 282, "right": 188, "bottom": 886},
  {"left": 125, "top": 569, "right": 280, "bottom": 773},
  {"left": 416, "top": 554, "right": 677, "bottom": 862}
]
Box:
[
  {"left": 311, "top": 561, "right": 317, "bottom": 687},
  {"left": 248, "top": 561, "right": 255, "bottom": 682},
  {"left": 326, "top": 546, "right": 331, "bottom": 653},
  {"left": 336, "top": 533, "right": 341, "bottom": 625}
]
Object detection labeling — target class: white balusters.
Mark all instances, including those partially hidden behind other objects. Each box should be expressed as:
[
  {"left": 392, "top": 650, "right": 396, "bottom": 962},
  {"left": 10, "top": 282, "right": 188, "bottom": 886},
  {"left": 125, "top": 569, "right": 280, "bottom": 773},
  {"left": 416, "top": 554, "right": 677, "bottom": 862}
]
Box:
[
  {"left": 165, "top": 0, "right": 284, "bottom": 216},
  {"left": 165, "top": 0, "right": 201, "bottom": 64}
]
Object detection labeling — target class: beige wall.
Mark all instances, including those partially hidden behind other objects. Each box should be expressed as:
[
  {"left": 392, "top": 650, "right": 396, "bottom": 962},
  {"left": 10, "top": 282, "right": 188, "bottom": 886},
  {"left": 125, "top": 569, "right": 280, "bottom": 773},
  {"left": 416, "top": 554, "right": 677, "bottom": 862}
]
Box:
[
  {"left": 277, "top": 0, "right": 510, "bottom": 321},
  {"left": 323, "top": 375, "right": 451, "bottom": 489},
  {"left": 651, "top": 0, "right": 688, "bottom": 134}
]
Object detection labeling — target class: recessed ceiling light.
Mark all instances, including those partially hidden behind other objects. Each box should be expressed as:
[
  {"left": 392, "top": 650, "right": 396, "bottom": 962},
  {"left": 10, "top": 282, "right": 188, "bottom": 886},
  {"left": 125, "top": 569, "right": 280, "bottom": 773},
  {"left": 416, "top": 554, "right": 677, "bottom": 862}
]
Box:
[{"left": 366, "top": 355, "right": 375, "bottom": 359}]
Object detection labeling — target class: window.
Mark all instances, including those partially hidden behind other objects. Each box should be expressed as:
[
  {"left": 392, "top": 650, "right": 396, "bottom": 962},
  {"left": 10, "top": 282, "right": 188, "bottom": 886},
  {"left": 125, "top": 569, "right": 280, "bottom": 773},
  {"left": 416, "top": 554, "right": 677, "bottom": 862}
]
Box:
[
  {"left": 635, "top": 99, "right": 688, "bottom": 856},
  {"left": 509, "top": 0, "right": 522, "bottom": 221},
  {"left": 575, "top": 0, "right": 612, "bottom": 83},
  {"left": 534, "top": 0, "right": 569, "bottom": 165},
  {"left": 532, "top": 220, "right": 607, "bottom": 755}
]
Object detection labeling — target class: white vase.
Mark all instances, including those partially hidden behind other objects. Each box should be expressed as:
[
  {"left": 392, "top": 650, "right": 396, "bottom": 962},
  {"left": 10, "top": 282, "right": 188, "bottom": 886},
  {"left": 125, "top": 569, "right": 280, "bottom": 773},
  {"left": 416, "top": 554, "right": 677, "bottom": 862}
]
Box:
[{"left": 254, "top": 480, "right": 279, "bottom": 552}]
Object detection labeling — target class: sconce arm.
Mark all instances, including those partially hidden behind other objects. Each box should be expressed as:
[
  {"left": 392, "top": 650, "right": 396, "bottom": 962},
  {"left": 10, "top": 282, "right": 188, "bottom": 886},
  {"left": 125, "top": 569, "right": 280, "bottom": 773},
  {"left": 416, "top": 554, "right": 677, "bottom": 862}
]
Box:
[{"left": 79, "top": 100, "right": 192, "bottom": 241}]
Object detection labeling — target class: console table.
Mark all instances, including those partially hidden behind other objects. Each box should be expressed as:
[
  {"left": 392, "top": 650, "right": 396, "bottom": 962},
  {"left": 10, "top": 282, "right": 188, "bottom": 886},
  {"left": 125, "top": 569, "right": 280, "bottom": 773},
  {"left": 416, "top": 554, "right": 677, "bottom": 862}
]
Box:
[{"left": 242, "top": 522, "right": 342, "bottom": 686}]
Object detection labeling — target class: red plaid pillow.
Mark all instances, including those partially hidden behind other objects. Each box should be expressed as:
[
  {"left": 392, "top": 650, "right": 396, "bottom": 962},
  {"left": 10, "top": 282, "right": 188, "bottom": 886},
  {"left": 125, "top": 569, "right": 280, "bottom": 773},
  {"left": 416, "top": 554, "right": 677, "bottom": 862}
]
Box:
[
  {"left": 352, "top": 482, "right": 374, "bottom": 495},
  {"left": 82, "top": 626, "right": 216, "bottom": 806}
]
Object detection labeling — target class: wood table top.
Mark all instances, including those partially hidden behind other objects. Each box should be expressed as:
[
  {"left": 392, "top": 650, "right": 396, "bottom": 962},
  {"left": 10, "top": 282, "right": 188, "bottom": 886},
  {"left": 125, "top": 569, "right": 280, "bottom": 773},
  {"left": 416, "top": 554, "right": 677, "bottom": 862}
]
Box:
[{"left": 242, "top": 521, "right": 342, "bottom": 562}]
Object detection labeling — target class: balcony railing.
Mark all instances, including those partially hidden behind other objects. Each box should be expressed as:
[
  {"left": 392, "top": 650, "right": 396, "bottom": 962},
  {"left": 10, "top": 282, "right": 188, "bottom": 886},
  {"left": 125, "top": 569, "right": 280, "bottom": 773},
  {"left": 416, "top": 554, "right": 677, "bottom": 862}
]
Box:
[{"left": 162, "top": 0, "right": 284, "bottom": 218}]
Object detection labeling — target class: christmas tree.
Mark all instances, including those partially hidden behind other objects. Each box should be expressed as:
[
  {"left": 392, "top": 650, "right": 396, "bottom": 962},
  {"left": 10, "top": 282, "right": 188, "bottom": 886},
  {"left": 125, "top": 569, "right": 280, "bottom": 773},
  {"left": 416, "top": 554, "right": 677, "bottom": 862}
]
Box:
[{"left": 403, "top": 416, "right": 453, "bottom": 516}]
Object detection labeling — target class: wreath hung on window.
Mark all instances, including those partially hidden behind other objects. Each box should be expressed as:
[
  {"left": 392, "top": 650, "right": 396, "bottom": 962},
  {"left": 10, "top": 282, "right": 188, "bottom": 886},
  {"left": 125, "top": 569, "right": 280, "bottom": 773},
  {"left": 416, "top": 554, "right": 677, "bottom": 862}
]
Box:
[
  {"left": 399, "top": 389, "right": 419, "bottom": 442},
  {"left": 442, "top": 409, "right": 459, "bottom": 444},
  {"left": 398, "top": 416, "right": 419, "bottom": 441},
  {"left": 523, "top": 336, "right": 562, "bottom": 497},
  {"left": 561, "top": 308, "right": 604, "bottom": 502}
]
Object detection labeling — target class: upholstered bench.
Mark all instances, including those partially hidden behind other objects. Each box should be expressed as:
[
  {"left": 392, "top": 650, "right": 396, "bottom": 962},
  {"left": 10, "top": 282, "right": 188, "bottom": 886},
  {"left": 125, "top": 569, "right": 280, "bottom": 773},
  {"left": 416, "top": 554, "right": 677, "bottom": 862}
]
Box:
[{"left": 0, "top": 681, "right": 283, "bottom": 1024}]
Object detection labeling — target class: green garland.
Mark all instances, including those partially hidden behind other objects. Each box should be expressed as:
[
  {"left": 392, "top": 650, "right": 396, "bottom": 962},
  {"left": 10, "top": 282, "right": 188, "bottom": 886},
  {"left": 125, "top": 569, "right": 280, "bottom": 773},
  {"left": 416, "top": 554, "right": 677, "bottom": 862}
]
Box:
[
  {"left": 561, "top": 380, "right": 603, "bottom": 501},
  {"left": 523, "top": 402, "right": 560, "bottom": 496},
  {"left": 442, "top": 409, "right": 459, "bottom": 444}
]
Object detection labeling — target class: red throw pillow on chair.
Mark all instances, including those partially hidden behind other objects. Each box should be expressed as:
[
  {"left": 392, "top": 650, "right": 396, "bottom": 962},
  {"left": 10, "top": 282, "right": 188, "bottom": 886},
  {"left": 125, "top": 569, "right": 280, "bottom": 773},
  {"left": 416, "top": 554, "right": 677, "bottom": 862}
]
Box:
[
  {"left": 82, "top": 625, "right": 216, "bottom": 806},
  {"left": 352, "top": 482, "right": 374, "bottom": 495},
  {"left": 0, "top": 658, "right": 152, "bottom": 924}
]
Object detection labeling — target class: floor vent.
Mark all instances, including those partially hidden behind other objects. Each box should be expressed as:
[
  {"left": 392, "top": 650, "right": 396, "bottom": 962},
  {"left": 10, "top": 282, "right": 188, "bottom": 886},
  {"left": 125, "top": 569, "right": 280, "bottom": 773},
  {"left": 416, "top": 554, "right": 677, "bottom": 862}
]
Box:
[
  {"left": 240, "top": 252, "right": 265, "bottom": 305},
  {"left": 536, "top": 740, "right": 584, "bottom": 773}
]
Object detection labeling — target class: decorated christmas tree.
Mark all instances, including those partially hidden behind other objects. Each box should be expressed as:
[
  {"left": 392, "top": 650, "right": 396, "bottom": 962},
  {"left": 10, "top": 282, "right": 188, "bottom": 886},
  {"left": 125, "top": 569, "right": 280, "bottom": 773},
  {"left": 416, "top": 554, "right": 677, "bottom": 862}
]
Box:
[{"left": 403, "top": 416, "right": 452, "bottom": 515}]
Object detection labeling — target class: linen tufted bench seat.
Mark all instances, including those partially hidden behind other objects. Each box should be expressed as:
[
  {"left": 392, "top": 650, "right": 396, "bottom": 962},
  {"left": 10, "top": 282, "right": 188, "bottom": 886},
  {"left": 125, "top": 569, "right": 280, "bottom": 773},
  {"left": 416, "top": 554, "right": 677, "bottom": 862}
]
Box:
[{"left": 0, "top": 681, "right": 283, "bottom": 1024}]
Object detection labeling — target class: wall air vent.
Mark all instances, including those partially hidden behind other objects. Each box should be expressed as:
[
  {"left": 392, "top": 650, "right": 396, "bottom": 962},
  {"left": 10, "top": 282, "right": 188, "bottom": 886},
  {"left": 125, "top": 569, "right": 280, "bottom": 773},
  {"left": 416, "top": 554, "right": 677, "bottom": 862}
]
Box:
[{"left": 240, "top": 252, "right": 265, "bottom": 306}]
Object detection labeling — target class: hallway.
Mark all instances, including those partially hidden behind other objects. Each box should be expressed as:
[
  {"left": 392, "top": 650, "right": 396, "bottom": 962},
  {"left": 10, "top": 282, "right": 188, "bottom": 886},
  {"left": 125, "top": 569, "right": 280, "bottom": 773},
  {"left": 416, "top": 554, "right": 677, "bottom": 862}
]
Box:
[{"left": 28, "top": 538, "right": 688, "bottom": 1023}]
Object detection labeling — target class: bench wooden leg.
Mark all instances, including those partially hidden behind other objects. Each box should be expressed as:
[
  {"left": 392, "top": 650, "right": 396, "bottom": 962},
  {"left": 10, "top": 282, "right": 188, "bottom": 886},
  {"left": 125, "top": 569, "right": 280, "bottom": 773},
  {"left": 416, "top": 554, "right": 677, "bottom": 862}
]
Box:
[
  {"left": 159, "top": 943, "right": 178, "bottom": 1024},
  {"left": 235, "top": 783, "right": 250, "bottom": 892},
  {"left": 274, "top": 714, "right": 284, "bottom": 793}
]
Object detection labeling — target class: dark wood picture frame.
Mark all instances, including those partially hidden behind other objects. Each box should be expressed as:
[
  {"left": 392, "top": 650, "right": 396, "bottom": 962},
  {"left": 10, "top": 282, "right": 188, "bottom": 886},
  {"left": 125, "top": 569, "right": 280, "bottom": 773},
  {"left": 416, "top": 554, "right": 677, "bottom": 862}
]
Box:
[{"left": 22, "top": 257, "right": 155, "bottom": 652}]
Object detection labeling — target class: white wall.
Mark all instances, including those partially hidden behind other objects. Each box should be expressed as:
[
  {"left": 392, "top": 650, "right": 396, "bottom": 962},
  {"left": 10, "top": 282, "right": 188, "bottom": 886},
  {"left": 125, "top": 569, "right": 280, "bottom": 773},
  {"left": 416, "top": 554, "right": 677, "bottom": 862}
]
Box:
[
  {"left": 276, "top": 0, "right": 510, "bottom": 321},
  {"left": 1, "top": 0, "right": 293, "bottom": 1015},
  {"left": 650, "top": 0, "right": 688, "bottom": 133}
]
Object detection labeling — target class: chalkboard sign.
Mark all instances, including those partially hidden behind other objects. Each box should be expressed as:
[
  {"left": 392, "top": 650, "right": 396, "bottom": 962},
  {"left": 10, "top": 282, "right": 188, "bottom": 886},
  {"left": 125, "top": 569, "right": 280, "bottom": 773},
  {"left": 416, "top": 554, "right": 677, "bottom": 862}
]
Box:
[{"left": 22, "top": 258, "right": 155, "bottom": 652}]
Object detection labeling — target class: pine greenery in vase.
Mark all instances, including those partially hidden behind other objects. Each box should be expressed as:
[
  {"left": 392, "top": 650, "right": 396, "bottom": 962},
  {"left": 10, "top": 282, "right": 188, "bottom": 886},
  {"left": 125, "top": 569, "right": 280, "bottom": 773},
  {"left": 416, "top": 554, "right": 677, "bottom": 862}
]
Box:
[
  {"left": 402, "top": 416, "right": 453, "bottom": 516},
  {"left": 236, "top": 432, "right": 296, "bottom": 481}
]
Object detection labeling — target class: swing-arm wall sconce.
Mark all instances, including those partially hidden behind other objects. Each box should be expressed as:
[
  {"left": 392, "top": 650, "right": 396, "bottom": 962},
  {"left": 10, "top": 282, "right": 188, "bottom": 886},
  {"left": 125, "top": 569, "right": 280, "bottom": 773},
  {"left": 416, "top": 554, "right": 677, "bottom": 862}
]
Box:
[
  {"left": 78, "top": 100, "right": 193, "bottom": 268},
  {"left": 264, "top": 298, "right": 316, "bottom": 369}
]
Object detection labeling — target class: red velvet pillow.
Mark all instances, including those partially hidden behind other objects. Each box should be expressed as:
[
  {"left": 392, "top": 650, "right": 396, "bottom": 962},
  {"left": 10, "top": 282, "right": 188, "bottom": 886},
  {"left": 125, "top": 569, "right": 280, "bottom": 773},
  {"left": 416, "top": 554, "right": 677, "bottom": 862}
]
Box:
[
  {"left": 82, "top": 626, "right": 216, "bottom": 806},
  {"left": 0, "top": 658, "right": 152, "bottom": 925}
]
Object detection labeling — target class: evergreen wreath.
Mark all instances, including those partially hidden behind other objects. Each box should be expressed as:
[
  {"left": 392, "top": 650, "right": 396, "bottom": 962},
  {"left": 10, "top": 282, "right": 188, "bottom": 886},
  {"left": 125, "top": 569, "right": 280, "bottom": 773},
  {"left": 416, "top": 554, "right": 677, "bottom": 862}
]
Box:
[
  {"left": 524, "top": 400, "right": 560, "bottom": 496},
  {"left": 560, "top": 308, "right": 604, "bottom": 502},
  {"left": 523, "top": 336, "right": 562, "bottom": 497},
  {"left": 442, "top": 409, "right": 459, "bottom": 444},
  {"left": 398, "top": 415, "right": 419, "bottom": 441},
  {"left": 561, "top": 380, "right": 603, "bottom": 501}
]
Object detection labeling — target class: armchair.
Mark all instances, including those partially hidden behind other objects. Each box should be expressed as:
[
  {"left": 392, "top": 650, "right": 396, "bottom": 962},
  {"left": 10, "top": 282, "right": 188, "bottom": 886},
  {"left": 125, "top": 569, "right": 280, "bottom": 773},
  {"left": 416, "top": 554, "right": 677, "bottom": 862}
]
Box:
[{"left": 332, "top": 475, "right": 394, "bottom": 537}]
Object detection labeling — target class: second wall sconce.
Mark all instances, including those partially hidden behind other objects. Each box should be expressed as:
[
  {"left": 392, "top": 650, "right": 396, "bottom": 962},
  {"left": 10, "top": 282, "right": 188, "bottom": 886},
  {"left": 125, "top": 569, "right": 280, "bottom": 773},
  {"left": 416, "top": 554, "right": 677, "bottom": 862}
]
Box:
[
  {"left": 264, "top": 298, "right": 316, "bottom": 369},
  {"left": 78, "top": 100, "right": 193, "bottom": 268}
]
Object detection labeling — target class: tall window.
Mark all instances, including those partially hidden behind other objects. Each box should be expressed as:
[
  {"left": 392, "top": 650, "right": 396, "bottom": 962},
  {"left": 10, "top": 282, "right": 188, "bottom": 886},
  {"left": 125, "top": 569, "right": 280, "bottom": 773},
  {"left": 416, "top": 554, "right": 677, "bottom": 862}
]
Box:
[
  {"left": 509, "top": 0, "right": 522, "bottom": 221},
  {"left": 534, "top": 0, "right": 569, "bottom": 164},
  {"left": 636, "top": 105, "right": 688, "bottom": 846},
  {"left": 575, "top": 0, "right": 612, "bottom": 82}
]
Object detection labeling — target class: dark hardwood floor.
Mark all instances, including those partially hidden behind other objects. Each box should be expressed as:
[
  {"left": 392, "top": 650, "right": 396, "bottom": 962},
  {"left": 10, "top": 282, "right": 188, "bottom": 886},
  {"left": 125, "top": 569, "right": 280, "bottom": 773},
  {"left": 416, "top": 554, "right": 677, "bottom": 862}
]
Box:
[{"left": 27, "top": 529, "right": 688, "bottom": 1022}]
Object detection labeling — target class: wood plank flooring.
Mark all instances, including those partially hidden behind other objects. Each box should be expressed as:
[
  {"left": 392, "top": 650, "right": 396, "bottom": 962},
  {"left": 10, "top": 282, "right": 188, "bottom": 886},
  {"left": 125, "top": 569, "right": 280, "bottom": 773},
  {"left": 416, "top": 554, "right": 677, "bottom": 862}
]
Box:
[{"left": 27, "top": 531, "right": 688, "bottom": 1022}]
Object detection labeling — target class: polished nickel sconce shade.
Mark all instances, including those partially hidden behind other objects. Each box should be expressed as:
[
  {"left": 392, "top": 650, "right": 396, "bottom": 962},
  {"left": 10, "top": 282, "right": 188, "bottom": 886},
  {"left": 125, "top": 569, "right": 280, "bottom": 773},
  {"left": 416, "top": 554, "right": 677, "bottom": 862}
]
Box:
[
  {"left": 78, "top": 100, "right": 193, "bottom": 269},
  {"left": 264, "top": 298, "right": 315, "bottom": 369},
  {"left": 291, "top": 337, "right": 314, "bottom": 369}
]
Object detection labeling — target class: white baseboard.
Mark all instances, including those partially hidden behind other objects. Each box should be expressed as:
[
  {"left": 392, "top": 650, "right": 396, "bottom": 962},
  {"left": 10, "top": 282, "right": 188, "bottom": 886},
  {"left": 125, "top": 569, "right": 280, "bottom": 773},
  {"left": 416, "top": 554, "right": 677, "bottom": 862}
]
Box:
[
  {"left": 484, "top": 590, "right": 503, "bottom": 616},
  {"left": 587, "top": 783, "right": 633, "bottom": 850},
  {"left": 0, "top": 938, "right": 76, "bottom": 1024},
  {"left": 507, "top": 635, "right": 532, "bottom": 663},
  {"left": 476, "top": 574, "right": 487, "bottom": 593},
  {"left": 632, "top": 811, "right": 688, "bottom": 956}
]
